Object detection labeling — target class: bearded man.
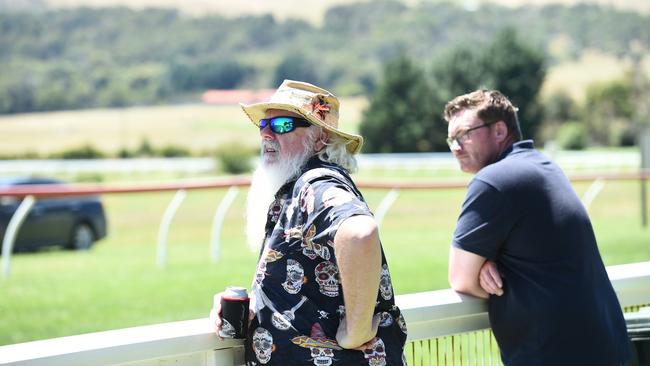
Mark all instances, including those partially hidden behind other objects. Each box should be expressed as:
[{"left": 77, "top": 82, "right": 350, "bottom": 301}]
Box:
[{"left": 210, "top": 80, "right": 407, "bottom": 366}]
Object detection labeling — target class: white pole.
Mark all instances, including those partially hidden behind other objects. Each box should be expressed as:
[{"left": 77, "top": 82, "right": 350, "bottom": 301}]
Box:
[
  {"left": 581, "top": 177, "right": 605, "bottom": 212},
  {"left": 210, "top": 186, "right": 239, "bottom": 263},
  {"left": 374, "top": 188, "right": 400, "bottom": 228},
  {"left": 156, "top": 189, "right": 187, "bottom": 269},
  {"left": 2, "top": 195, "right": 36, "bottom": 279}
]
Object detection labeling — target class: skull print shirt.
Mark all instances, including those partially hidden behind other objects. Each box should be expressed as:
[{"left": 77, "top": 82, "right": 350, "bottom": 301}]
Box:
[{"left": 245, "top": 156, "right": 407, "bottom": 366}]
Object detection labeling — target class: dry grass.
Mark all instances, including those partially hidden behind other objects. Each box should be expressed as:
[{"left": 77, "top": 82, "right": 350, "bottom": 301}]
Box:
[
  {"left": 0, "top": 98, "right": 367, "bottom": 156},
  {"left": 43, "top": 0, "right": 650, "bottom": 23},
  {"left": 541, "top": 51, "right": 650, "bottom": 102},
  {"left": 2, "top": 47, "right": 649, "bottom": 156},
  {"left": 46, "top": 0, "right": 374, "bottom": 24}
]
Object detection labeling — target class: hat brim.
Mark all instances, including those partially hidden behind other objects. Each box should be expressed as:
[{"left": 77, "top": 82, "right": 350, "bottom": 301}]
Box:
[{"left": 240, "top": 102, "right": 363, "bottom": 154}]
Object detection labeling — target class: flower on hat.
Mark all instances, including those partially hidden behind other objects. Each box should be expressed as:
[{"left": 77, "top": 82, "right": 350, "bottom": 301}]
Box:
[{"left": 310, "top": 95, "right": 331, "bottom": 121}]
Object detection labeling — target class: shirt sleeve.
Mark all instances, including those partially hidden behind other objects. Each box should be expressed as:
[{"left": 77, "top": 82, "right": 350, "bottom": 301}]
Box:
[
  {"left": 298, "top": 175, "right": 372, "bottom": 246},
  {"left": 452, "top": 178, "right": 517, "bottom": 260}
]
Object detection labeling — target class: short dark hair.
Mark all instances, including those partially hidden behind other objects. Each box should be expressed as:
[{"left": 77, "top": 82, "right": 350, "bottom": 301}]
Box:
[{"left": 443, "top": 89, "right": 523, "bottom": 141}]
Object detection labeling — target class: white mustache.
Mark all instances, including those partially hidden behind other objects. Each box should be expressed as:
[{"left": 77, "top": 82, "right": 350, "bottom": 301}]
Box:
[{"left": 262, "top": 140, "right": 280, "bottom": 153}]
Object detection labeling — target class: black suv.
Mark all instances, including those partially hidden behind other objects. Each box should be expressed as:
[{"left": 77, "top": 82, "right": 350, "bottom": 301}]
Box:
[{"left": 0, "top": 177, "right": 107, "bottom": 252}]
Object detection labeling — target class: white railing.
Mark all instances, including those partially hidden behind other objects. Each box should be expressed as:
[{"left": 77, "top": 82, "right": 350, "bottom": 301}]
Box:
[
  {"left": 1, "top": 261, "right": 648, "bottom": 366},
  {"left": 0, "top": 150, "right": 641, "bottom": 175}
]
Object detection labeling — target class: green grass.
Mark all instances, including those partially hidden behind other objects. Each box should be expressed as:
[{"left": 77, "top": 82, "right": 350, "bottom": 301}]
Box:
[{"left": 1, "top": 176, "right": 648, "bottom": 345}]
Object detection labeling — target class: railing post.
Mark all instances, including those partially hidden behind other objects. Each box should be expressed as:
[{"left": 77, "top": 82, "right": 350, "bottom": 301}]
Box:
[
  {"left": 207, "top": 346, "right": 245, "bottom": 366},
  {"left": 2, "top": 195, "right": 36, "bottom": 279},
  {"left": 374, "top": 188, "right": 400, "bottom": 228},
  {"left": 640, "top": 128, "right": 650, "bottom": 227},
  {"left": 156, "top": 189, "right": 187, "bottom": 268},
  {"left": 581, "top": 177, "right": 605, "bottom": 212},
  {"left": 210, "top": 186, "right": 239, "bottom": 263}
]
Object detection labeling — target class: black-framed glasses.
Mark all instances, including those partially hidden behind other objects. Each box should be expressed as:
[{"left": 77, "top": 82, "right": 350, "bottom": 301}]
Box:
[
  {"left": 446, "top": 122, "right": 495, "bottom": 147},
  {"left": 259, "top": 116, "right": 311, "bottom": 134}
]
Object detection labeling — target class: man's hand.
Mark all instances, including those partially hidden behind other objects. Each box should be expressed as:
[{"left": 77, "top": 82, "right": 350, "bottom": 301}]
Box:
[
  {"left": 478, "top": 260, "right": 504, "bottom": 296},
  {"left": 209, "top": 292, "right": 225, "bottom": 338},
  {"left": 209, "top": 292, "right": 256, "bottom": 339},
  {"left": 336, "top": 313, "right": 380, "bottom": 350}
]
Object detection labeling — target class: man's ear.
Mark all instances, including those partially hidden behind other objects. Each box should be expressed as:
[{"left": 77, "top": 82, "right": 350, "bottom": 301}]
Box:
[
  {"left": 494, "top": 121, "right": 508, "bottom": 143},
  {"left": 315, "top": 130, "right": 329, "bottom": 152}
]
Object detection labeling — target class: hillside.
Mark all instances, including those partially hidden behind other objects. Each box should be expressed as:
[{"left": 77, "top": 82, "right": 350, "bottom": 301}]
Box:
[
  {"left": 1, "top": 0, "right": 648, "bottom": 116},
  {"left": 3, "top": 0, "right": 650, "bottom": 22}
]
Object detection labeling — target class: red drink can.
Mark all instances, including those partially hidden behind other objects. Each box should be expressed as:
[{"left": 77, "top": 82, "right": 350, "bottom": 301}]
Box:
[{"left": 218, "top": 286, "right": 250, "bottom": 339}]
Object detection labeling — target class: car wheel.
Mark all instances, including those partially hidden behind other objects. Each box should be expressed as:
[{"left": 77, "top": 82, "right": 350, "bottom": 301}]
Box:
[{"left": 69, "top": 223, "right": 94, "bottom": 250}]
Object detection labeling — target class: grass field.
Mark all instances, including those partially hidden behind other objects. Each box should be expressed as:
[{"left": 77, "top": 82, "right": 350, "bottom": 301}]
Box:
[
  {"left": 0, "top": 173, "right": 648, "bottom": 345},
  {"left": 1, "top": 34, "right": 650, "bottom": 345},
  {"left": 0, "top": 97, "right": 368, "bottom": 157},
  {"left": 541, "top": 51, "right": 650, "bottom": 101}
]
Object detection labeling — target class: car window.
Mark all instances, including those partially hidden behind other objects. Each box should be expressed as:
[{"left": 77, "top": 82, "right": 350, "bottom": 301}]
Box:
[{"left": 0, "top": 196, "right": 20, "bottom": 206}]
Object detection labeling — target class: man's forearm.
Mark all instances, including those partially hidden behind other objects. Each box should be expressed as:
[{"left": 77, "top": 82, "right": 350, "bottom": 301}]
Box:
[
  {"left": 449, "top": 275, "right": 490, "bottom": 299},
  {"left": 334, "top": 215, "right": 382, "bottom": 348},
  {"left": 448, "top": 247, "right": 490, "bottom": 299}
]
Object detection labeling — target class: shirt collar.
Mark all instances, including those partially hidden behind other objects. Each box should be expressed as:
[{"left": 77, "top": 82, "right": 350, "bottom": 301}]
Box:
[
  {"left": 274, "top": 155, "right": 348, "bottom": 198},
  {"left": 274, "top": 155, "right": 324, "bottom": 198},
  {"left": 495, "top": 139, "right": 534, "bottom": 163}
]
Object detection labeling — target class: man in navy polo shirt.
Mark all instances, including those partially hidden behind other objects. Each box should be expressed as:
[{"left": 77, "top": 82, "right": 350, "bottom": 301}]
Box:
[{"left": 445, "top": 89, "right": 629, "bottom": 365}]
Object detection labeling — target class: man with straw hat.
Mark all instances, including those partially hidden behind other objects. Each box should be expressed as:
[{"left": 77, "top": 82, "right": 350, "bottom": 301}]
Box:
[{"left": 210, "top": 80, "right": 407, "bottom": 365}]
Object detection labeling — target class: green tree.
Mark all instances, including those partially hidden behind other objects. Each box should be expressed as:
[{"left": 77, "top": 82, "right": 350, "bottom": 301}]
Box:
[
  {"left": 168, "top": 60, "right": 252, "bottom": 91},
  {"left": 584, "top": 78, "right": 634, "bottom": 146},
  {"left": 360, "top": 54, "right": 444, "bottom": 153},
  {"left": 272, "top": 54, "right": 318, "bottom": 87},
  {"left": 431, "top": 44, "right": 486, "bottom": 104},
  {"left": 480, "top": 28, "right": 546, "bottom": 140},
  {"left": 540, "top": 90, "right": 581, "bottom": 144},
  {"left": 136, "top": 137, "right": 155, "bottom": 157}
]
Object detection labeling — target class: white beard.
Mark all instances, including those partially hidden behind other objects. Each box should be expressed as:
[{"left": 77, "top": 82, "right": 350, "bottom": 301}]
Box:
[{"left": 245, "top": 135, "right": 317, "bottom": 252}]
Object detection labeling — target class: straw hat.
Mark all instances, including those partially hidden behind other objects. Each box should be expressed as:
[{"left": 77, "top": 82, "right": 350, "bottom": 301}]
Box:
[{"left": 240, "top": 80, "right": 363, "bottom": 154}]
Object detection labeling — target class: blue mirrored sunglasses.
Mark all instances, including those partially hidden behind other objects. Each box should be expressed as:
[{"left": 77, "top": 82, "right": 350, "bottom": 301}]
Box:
[{"left": 258, "top": 116, "right": 311, "bottom": 134}]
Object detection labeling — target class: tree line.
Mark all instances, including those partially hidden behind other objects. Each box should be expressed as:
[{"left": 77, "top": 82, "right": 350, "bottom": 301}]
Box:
[
  {"left": 359, "top": 27, "right": 650, "bottom": 152},
  {"left": 1, "top": 1, "right": 649, "bottom": 151},
  {"left": 1, "top": 1, "right": 648, "bottom": 113}
]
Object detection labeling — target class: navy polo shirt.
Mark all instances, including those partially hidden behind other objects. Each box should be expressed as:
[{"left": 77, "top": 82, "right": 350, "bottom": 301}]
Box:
[{"left": 452, "top": 140, "right": 629, "bottom": 365}]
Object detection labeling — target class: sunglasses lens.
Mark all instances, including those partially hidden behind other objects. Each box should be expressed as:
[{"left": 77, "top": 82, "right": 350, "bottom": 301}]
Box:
[
  {"left": 259, "top": 116, "right": 309, "bottom": 134},
  {"left": 271, "top": 117, "right": 294, "bottom": 134}
]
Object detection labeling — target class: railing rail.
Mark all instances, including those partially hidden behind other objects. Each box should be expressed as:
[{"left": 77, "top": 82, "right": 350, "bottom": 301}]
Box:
[
  {"left": 0, "top": 171, "right": 648, "bottom": 198},
  {"left": 2, "top": 172, "right": 648, "bottom": 277},
  {"left": 0, "top": 151, "right": 642, "bottom": 175},
  {"left": 1, "top": 261, "right": 648, "bottom": 366}
]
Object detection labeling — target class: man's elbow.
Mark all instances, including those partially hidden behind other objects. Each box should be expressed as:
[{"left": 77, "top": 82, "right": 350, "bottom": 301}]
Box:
[
  {"left": 449, "top": 274, "right": 488, "bottom": 299},
  {"left": 351, "top": 218, "right": 379, "bottom": 244},
  {"left": 448, "top": 273, "right": 469, "bottom": 293}
]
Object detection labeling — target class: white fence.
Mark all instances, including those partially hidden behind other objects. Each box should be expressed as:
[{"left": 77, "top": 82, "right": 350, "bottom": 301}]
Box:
[
  {"left": 1, "top": 261, "right": 648, "bottom": 366},
  {"left": 0, "top": 150, "right": 641, "bottom": 176}
]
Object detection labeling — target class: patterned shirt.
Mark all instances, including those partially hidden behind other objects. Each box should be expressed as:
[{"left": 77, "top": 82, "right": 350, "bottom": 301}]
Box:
[{"left": 245, "top": 156, "right": 407, "bottom": 366}]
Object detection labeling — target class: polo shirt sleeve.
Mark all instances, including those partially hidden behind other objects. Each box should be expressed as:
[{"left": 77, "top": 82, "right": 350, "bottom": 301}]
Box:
[
  {"left": 452, "top": 178, "right": 516, "bottom": 260},
  {"left": 299, "top": 175, "right": 372, "bottom": 246}
]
